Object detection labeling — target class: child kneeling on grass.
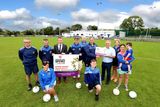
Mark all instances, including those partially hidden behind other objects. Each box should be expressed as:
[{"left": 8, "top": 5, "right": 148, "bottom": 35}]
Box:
[
  {"left": 84, "top": 59, "right": 101, "bottom": 101},
  {"left": 39, "top": 61, "right": 59, "bottom": 102}
]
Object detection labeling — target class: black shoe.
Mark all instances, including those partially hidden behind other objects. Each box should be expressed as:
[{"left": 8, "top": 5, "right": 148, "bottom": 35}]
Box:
[
  {"left": 27, "top": 84, "right": 32, "bottom": 91},
  {"left": 35, "top": 81, "right": 40, "bottom": 86},
  {"left": 95, "top": 94, "right": 99, "bottom": 101}
]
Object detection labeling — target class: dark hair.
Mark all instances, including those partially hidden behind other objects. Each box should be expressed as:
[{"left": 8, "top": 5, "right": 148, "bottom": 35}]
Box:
[
  {"left": 43, "top": 38, "right": 48, "bottom": 41},
  {"left": 90, "top": 59, "right": 97, "bottom": 63},
  {"left": 74, "top": 36, "right": 80, "bottom": 40},
  {"left": 42, "top": 61, "right": 49, "bottom": 66},
  {"left": 126, "top": 42, "right": 132, "bottom": 47},
  {"left": 120, "top": 44, "right": 126, "bottom": 47},
  {"left": 89, "top": 37, "right": 94, "bottom": 40},
  {"left": 58, "top": 36, "right": 62, "bottom": 39}
]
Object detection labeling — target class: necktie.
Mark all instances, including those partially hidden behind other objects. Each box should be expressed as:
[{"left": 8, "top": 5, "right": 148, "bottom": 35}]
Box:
[{"left": 59, "top": 44, "right": 62, "bottom": 52}]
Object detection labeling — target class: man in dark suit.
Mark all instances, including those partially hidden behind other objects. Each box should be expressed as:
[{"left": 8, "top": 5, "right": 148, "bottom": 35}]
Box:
[{"left": 53, "top": 36, "right": 68, "bottom": 84}]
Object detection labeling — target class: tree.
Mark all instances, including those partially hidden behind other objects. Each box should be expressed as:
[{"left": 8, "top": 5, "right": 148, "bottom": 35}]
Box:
[
  {"left": 5, "top": 30, "right": 13, "bottom": 36},
  {"left": 71, "top": 24, "right": 82, "bottom": 31},
  {"left": 87, "top": 25, "right": 98, "bottom": 30},
  {"left": 120, "top": 16, "right": 144, "bottom": 31},
  {"left": 54, "top": 27, "right": 60, "bottom": 35},
  {"left": 43, "top": 26, "right": 54, "bottom": 35},
  {"left": 12, "top": 31, "right": 20, "bottom": 36},
  {"left": 0, "top": 28, "right": 4, "bottom": 35},
  {"left": 23, "top": 29, "right": 35, "bottom": 35}
]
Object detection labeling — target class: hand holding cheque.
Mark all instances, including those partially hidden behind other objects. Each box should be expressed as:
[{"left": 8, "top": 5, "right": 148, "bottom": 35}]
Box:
[{"left": 95, "top": 47, "right": 114, "bottom": 58}]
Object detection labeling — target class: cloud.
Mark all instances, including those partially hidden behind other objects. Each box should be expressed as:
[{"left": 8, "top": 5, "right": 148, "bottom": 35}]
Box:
[
  {"left": 1, "top": 1, "right": 160, "bottom": 30},
  {"left": 0, "top": 8, "right": 69, "bottom": 30},
  {"left": 11, "top": 17, "right": 69, "bottom": 30},
  {"left": 35, "top": 0, "right": 79, "bottom": 10},
  {"left": 71, "top": 8, "right": 129, "bottom": 29},
  {"left": 71, "top": 1, "right": 160, "bottom": 29},
  {"left": 131, "top": 1, "right": 160, "bottom": 27},
  {"left": 71, "top": 9, "right": 98, "bottom": 22},
  {"left": 0, "top": 8, "right": 32, "bottom": 20}
]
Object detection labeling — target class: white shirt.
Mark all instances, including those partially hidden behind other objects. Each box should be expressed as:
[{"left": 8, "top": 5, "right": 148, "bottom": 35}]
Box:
[
  {"left": 58, "top": 44, "right": 62, "bottom": 51},
  {"left": 102, "top": 47, "right": 116, "bottom": 63}
]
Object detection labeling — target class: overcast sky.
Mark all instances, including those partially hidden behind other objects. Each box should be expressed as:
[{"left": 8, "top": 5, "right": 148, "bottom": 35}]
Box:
[{"left": 0, "top": 0, "right": 160, "bottom": 30}]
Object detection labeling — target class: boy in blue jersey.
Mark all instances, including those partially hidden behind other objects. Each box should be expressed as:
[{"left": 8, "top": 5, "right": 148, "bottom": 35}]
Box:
[
  {"left": 119, "top": 42, "right": 134, "bottom": 74},
  {"left": 84, "top": 59, "right": 101, "bottom": 101},
  {"left": 18, "top": 38, "right": 39, "bottom": 91},
  {"left": 39, "top": 61, "right": 59, "bottom": 102},
  {"left": 39, "top": 38, "right": 53, "bottom": 68},
  {"left": 68, "top": 36, "right": 82, "bottom": 79}
]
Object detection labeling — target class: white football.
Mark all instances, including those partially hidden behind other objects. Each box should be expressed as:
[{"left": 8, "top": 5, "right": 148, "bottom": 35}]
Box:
[
  {"left": 32, "top": 86, "right": 40, "bottom": 93},
  {"left": 113, "top": 88, "right": 120, "bottom": 96},
  {"left": 76, "top": 82, "right": 82, "bottom": 89},
  {"left": 129, "top": 91, "right": 137, "bottom": 99},
  {"left": 43, "top": 94, "right": 51, "bottom": 102}
]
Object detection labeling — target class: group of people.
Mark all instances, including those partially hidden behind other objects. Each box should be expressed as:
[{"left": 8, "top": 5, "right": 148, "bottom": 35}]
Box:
[{"left": 18, "top": 36, "right": 135, "bottom": 102}]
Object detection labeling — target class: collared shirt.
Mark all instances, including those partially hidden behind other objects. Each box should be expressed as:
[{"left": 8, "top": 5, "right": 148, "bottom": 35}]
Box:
[
  {"left": 58, "top": 44, "right": 62, "bottom": 51},
  {"left": 102, "top": 47, "right": 116, "bottom": 63}
]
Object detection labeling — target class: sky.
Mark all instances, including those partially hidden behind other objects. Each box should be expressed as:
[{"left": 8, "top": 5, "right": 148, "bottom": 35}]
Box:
[{"left": 0, "top": 0, "right": 160, "bottom": 31}]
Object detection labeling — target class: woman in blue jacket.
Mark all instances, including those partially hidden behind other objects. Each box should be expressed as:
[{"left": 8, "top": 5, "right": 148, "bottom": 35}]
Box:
[
  {"left": 38, "top": 61, "right": 59, "bottom": 102},
  {"left": 116, "top": 44, "right": 135, "bottom": 91}
]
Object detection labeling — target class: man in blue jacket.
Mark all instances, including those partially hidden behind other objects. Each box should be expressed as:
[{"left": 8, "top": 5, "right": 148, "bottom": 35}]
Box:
[
  {"left": 68, "top": 36, "right": 82, "bottom": 79},
  {"left": 83, "top": 37, "right": 97, "bottom": 67},
  {"left": 39, "top": 61, "right": 59, "bottom": 102},
  {"left": 18, "top": 38, "right": 39, "bottom": 91},
  {"left": 80, "top": 36, "right": 88, "bottom": 63},
  {"left": 84, "top": 59, "right": 101, "bottom": 101},
  {"left": 39, "top": 38, "right": 53, "bottom": 68}
]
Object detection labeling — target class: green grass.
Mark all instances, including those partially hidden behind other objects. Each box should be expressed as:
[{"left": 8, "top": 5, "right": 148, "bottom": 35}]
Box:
[{"left": 0, "top": 37, "right": 160, "bottom": 107}]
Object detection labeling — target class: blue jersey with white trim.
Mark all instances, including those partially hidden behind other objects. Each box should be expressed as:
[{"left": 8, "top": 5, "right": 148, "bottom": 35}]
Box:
[
  {"left": 39, "top": 46, "right": 53, "bottom": 62},
  {"left": 38, "top": 68, "right": 56, "bottom": 90},
  {"left": 68, "top": 43, "right": 82, "bottom": 54},
  {"left": 84, "top": 67, "right": 101, "bottom": 85},
  {"left": 18, "top": 46, "right": 38, "bottom": 65}
]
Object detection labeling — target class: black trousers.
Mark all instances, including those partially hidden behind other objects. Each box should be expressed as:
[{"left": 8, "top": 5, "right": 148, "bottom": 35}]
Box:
[{"left": 101, "top": 62, "right": 112, "bottom": 83}]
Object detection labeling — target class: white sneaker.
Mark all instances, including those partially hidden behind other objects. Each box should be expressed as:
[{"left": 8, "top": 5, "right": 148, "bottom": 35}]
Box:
[
  {"left": 77, "top": 74, "right": 80, "bottom": 78},
  {"left": 115, "top": 86, "right": 119, "bottom": 89},
  {"left": 125, "top": 88, "right": 129, "bottom": 91},
  {"left": 54, "top": 95, "right": 59, "bottom": 102},
  {"left": 125, "top": 85, "right": 129, "bottom": 91},
  {"left": 73, "top": 76, "right": 76, "bottom": 79},
  {"left": 85, "top": 84, "right": 88, "bottom": 87},
  {"left": 89, "top": 89, "right": 93, "bottom": 93}
]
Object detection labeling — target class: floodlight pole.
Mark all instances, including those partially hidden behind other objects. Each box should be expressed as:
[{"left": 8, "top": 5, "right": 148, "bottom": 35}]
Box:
[
  {"left": 57, "top": 13, "right": 61, "bottom": 36},
  {"left": 96, "top": 2, "right": 102, "bottom": 37}
]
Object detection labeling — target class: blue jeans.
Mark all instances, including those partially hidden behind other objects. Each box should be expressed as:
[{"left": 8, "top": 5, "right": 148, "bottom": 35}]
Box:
[{"left": 101, "top": 62, "right": 112, "bottom": 83}]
